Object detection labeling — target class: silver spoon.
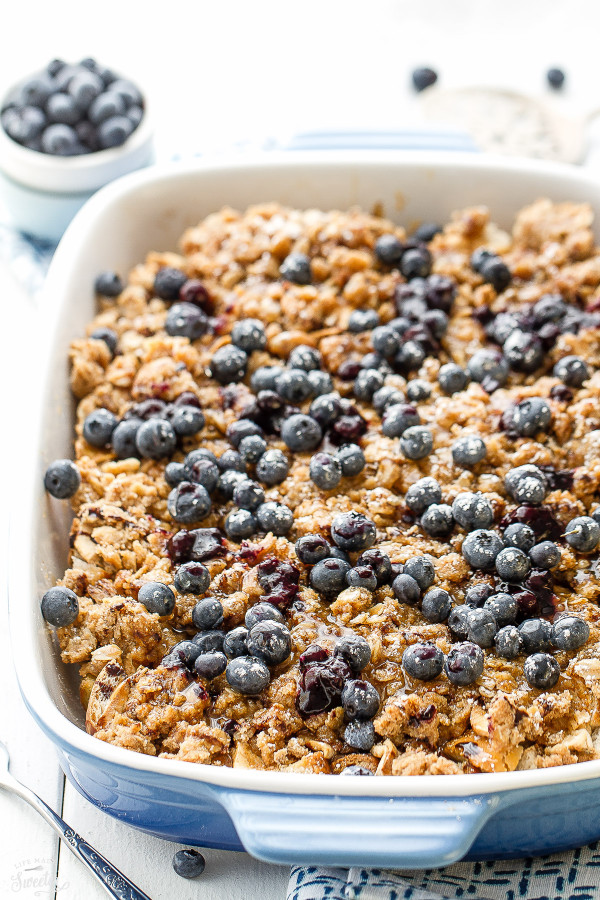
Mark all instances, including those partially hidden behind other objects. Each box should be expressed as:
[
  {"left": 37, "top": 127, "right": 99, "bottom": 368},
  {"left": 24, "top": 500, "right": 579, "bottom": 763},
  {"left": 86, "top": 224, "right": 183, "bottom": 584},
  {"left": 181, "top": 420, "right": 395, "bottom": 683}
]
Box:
[{"left": 0, "top": 740, "right": 152, "bottom": 900}]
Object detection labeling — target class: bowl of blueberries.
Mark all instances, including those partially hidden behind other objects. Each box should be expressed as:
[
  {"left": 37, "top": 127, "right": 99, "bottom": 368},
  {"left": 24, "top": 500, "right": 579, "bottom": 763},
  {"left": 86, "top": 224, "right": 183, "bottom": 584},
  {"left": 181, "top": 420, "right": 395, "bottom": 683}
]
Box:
[{"left": 0, "top": 56, "right": 154, "bottom": 241}]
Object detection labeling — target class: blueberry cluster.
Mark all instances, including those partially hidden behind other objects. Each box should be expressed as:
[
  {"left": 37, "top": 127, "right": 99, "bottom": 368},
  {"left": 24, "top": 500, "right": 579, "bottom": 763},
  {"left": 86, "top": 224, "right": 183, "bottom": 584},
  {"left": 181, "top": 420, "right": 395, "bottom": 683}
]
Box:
[
  {"left": 297, "top": 638, "right": 379, "bottom": 749},
  {"left": 161, "top": 580, "right": 293, "bottom": 695},
  {"left": 81, "top": 393, "right": 204, "bottom": 460},
  {"left": 1, "top": 58, "right": 144, "bottom": 156}
]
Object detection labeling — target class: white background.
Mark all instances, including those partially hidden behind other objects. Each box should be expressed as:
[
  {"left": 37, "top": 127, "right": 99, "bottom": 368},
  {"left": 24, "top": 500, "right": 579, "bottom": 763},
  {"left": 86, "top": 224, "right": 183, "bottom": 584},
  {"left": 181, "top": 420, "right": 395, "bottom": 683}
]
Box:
[{"left": 2, "top": 1, "right": 600, "bottom": 898}]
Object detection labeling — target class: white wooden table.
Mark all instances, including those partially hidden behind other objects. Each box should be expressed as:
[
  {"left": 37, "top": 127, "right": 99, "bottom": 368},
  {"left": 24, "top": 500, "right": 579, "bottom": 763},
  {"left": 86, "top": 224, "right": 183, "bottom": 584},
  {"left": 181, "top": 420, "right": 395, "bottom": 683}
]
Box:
[{"left": 3, "top": 1, "right": 600, "bottom": 896}]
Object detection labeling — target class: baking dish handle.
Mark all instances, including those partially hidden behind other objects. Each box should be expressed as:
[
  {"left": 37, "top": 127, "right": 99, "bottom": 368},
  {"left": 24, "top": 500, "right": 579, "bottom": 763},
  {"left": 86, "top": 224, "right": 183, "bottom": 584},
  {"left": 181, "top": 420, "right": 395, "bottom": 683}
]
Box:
[{"left": 214, "top": 788, "right": 500, "bottom": 869}]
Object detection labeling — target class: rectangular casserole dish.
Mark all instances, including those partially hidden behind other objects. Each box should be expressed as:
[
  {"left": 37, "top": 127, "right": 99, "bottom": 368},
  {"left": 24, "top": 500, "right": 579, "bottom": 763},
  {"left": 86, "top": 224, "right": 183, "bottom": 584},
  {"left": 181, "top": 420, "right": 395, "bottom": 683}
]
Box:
[{"left": 12, "top": 150, "right": 600, "bottom": 870}]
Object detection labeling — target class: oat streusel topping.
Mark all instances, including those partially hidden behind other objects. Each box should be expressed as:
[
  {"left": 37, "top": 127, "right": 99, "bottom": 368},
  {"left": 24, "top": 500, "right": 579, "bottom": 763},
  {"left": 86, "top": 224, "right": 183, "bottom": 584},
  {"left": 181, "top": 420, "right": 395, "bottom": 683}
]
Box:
[{"left": 46, "top": 199, "right": 600, "bottom": 776}]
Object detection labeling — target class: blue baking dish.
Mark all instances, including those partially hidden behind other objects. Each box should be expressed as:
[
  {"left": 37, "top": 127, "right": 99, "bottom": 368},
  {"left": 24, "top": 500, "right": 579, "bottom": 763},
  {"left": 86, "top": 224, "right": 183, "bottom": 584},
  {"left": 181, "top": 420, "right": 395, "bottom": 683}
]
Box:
[{"left": 12, "top": 151, "right": 600, "bottom": 869}]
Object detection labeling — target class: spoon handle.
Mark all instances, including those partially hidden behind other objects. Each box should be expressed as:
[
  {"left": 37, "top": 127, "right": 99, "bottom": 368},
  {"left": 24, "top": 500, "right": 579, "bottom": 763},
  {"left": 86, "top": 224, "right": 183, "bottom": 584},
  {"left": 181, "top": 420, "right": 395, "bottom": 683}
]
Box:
[{"left": 3, "top": 778, "right": 152, "bottom": 900}]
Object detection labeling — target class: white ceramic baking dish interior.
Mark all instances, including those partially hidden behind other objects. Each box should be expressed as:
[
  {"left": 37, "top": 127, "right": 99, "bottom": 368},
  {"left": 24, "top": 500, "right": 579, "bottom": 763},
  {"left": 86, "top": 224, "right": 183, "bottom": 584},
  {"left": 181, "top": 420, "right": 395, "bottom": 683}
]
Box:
[{"left": 11, "top": 151, "right": 600, "bottom": 869}]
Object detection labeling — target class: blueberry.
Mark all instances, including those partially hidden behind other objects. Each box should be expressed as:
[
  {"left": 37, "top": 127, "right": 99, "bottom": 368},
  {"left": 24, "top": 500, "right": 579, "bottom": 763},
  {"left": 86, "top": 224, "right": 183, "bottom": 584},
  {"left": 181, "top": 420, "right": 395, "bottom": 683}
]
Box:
[
  {"left": 394, "top": 340, "right": 426, "bottom": 373},
  {"left": 444, "top": 642, "right": 484, "bottom": 686},
  {"left": 547, "top": 67, "right": 566, "bottom": 89},
  {"left": 88, "top": 90, "right": 127, "bottom": 124},
  {"left": 509, "top": 397, "right": 552, "bottom": 437},
  {"left": 163, "top": 640, "right": 200, "bottom": 668},
  {"left": 372, "top": 326, "right": 401, "bottom": 358},
  {"left": 565, "top": 516, "right": 600, "bottom": 552},
  {"left": 136, "top": 418, "right": 177, "bottom": 459},
  {"left": 280, "top": 414, "right": 322, "bottom": 452},
  {"left": 329, "top": 547, "right": 351, "bottom": 563},
  {"left": 307, "top": 369, "right": 334, "bottom": 396},
  {"left": 82, "top": 408, "right": 118, "bottom": 448},
  {"left": 503, "top": 332, "right": 544, "bottom": 373},
  {"left": 226, "top": 656, "right": 270, "bottom": 694},
  {"left": 40, "top": 586, "right": 79, "bottom": 627},
  {"left": 420, "top": 503, "right": 454, "bottom": 537},
  {"left": 405, "top": 477, "right": 442, "bottom": 513},
  {"left": 218, "top": 449, "right": 245, "bottom": 472},
  {"left": 451, "top": 435, "right": 487, "bottom": 467},
  {"left": 494, "top": 625, "right": 523, "bottom": 659},
  {"left": 238, "top": 435, "right": 267, "bottom": 464},
  {"left": 381, "top": 403, "right": 420, "bottom": 438},
  {"left": 210, "top": 345, "right": 248, "bottom": 384},
  {"left": 374, "top": 233, "right": 404, "bottom": 265},
  {"left": 438, "top": 363, "right": 469, "bottom": 395},
  {"left": 466, "top": 607, "right": 497, "bottom": 648},
  {"left": 344, "top": 719, "right": 376, "bottom": 751},
  {"left": 464, "top": 582, "right": 494, "bottom": 607},
  {"left": 495, "top": 547, "right": 532, "bottom": 582},
  {"left": 295, "top": 534, "right": 331, "bottom": 565},
  {"left": 553, "top": 355, "right": 590, "bottom": 388},
  {"left": 504, "top": 464, "right": 547, "bottom": 505},
  {"left": 518, "top": 618, "right": 553, "bottom": 653},
  {"left": 288, "top": 344, "right": 322, "bottom": 371},
  {"left": 341, "top": 679, "right": 380, "bottom": 720},
  {"left": 217, "top": 470, "right": 247, "bottom": 499},
  {"left": 422, "top": 308, "right": 449, "bottom": 339},
  {"left": 111, "top": 419, "right": 141, "bottom": 459},
  {"left": 165, "top": 302, "right": 208, "bottom": 340},
  {"left": 233, "top": 479, "right": 264, "bottom": 511},
  {"left": 551, "top": 615, "right": 590, "bottom": 651},
  {"left": 153, "top": 267, "right": 187, "bottom": 300},
  {"left": 404, "top": 556, "right": 435, "bottom": 591},
  {"left": 184, "top": 456, "right": 219, "bottom": 492},
  {"left": 411, "top": 67, "right": 438, "bottom": 91},
  {"left": 255, "top": 448, "right": 289, "bottom": 485},
  {"left": 192, "top": 630, "right": 225, "bottom": 653},
  {"left": 168, "top": 406, "right": 205, "bottom": 439},
  {"left": 110, "top": 78, "right": 143, "bottom": 107},
  {"left": 20, "top": 74, "right": 54, "bottom": 108},
  {"left": 346, "top": 565, "right": 378, "bottom": 591},
  {"left": 176, "top": 563, "right": 211, "bottom": 596},
  {"left": 98, "top": 113, "right": 133, "bottom": 149},
  {"left": 331, "top": 511, "right": 376, "bottom": 551},
  {"left": 414, "top": 222, "right": 442, "bottom": 242},
  {"left": 44, "top": 459, "right": 80, "bottom": 499},
  {"left": 340, "top": 764, "right": 375, "bottom": 776},
  {"left": 402, "top": 642, "right": 445, "bottom": 680},
  {"left": 167, "top": 482, "right": 211, "bottom": 523},
  {"left": 503, "top": 522, "right": 536, "bottom": 551},
  {"left": 484, "top": 592, "right": 518, "bottom": 626},
  {"left": 392, "top": 573, "right": 422, "bottom": 605},
  {"left": 402, "top": 247, "right": 433, "bottom": 280},
  {"left": 226, "top": 420, "right": 263, "bottom": 449},
  {"left": 138, "top": 582, "right": 176, "bottom": 616},
  {"left": 334, "top": 635, "right": 372, "bottom": 672},
  {"left": 2, "top": 105, "right": 46, "bottom": 144},
  {"left": 39, "top": 122, "right": 79, "bottom": 154},
  {"left": 524, "top": 652, "right": 560, "bottom": 689},
  {"left": 480, "top": 257, "right": 511, "bottom": 292},
  {"left": 193, "top": 650, "right": 227, "bottom": 679},
  {"left": 448, "top": 605, "right": 471, "bottom": 639},
  {"left": 336, "top": 444, "right": 366, "bottom": 477},
  {"left": 68, "top": 70, "right": 104, "bottom": 111},
  {"left": 533, "top": 293, "right": 567, "bottom": 324},
  {"left": 172, "top": 849, "right": 206, "bottom": 879},
  {"left": 452, "top": 492, "right": 494, "bottom": 531},
  {"left": 348, "top": 308, "right": 380, "bottom": 332},
  {"left": 309, "top": 452, "right": 342, "bottom": 490},
  {"left": 280, "top": 252, "right": 311, "bottom": 284},
  {"left": 224, "top": 508, "right": 257, "bottom": 540},
  {"left": 45, "top": 92, "right": 81, "bottom": 126},
  {"left": 308, "top": 392, "right": 342, "bottom": 428},
  {"left": 245, "top": 602, "right": 286, "bottom": 630},
  {"left": 354, "top": 368, "right": 385, "bottom": 402},
  {"left": 310, "top": 557, "right": 351, "bottom": 594},
  {"left": 250, "top": 366, "right": 283, "bottom": 393},
  {"left": 223, "top": 626, "right": 249, "bottom": 658},
  {"left": 400, "top": 425, "right": 433, "bottom": 460},
  {"left": 372, "top": 385, "right": 404, "bottom": 414},
  {"left": 256, "top": 501, "right": 294, "bottom": 535},
  {"left": 529, "top": 541, "right": 561, "bottom": 569},
  {"left": 247, "top": 620, "right": 292, "bottom": 665},
  {"left": 470, "top": 247, "right": 495, "bottom": 273},
  {"left": 406, "top": 379, "right": 431, "bottom": 402},
  {"left": 467, "top": 349, "right": 509, "bottom": 387},
  {"left": 94, "top": 271, "right": 123, "bottom": 296},
  {"left": 90, "top": 326, "right": 118, "bottom": 356},
  {"left": 462, "top": 529, "right": 504, "bottom": 569},
  {"left": 421, "top": 587, "right": 452, "bottom": 623}
]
